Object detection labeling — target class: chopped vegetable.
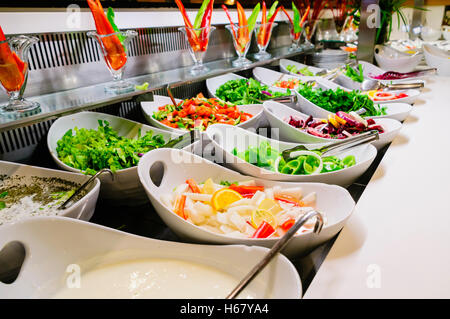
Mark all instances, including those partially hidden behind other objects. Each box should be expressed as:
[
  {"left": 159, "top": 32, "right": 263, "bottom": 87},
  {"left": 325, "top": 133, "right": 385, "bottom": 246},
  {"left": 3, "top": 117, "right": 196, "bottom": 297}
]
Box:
[
  {"left": 152, "top": 93, "right": 252, "bottom": 130},
  {"left": 215, "top": 78, "right": 290, "bottom": 105},
  {"left": 56, "top": 120, "right": 166, "bottom": 174},
  {"left": 297, "top": 82, "right": 386, "bottom": 117},
  {"left": 164, "top": 178, "right": 324, "bottom": 238},
  {"left": 286, "top": 64, "right": 314, "bottom": 76},
  {"left": 274, "top": 78, "right": 301, "bottom": 89},
  {"left": 232, "top": 141, "right": 356, "bottom": 175},
  {"left": 344, "top": 64, "right": 364, "bottom": 83},
  {"left": 286, "top": 111, "right": 384, "bottom": 139}
]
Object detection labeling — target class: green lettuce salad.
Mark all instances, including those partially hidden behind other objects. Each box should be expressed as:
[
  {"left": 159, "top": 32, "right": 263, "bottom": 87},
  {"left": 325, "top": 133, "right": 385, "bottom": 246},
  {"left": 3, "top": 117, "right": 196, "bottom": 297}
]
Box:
[
  {"left": 215, "top": 78, "right": 290, "bottom": 105},
  {"left": 56, "top": 120, "right": 166, "bottom": 174}
]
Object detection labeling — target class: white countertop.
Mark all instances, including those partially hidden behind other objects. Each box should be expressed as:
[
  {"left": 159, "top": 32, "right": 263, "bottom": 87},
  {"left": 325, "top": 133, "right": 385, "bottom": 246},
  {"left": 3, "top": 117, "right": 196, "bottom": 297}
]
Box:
[{"left": 304, "top": 75, "right": 450, "bottom": 299}]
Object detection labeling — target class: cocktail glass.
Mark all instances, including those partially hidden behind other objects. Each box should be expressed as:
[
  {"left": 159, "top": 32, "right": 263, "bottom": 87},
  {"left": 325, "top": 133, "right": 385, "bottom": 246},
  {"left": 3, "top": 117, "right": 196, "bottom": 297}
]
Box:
[
  {"left": 87, "top": 30, "right": 137, "bottom": 94},
  {"left": 225, "top": 24, "right": 253, "bottom": 67},
  {"left": 0, "top": 35, "right": 39, "bottom": 113},
  {"left": 254, "top": 22, "right": 278, "bottom": 60},
  {"left": 179, "top": 26, "right": 216, "bottom": 75}
]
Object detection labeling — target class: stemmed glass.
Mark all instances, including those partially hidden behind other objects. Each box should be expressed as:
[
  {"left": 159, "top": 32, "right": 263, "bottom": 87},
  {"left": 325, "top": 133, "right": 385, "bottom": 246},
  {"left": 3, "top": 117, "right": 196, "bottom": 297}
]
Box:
[
  {"left": 302, "top": 20, "right": 318, "bottom": 49},
  {"left": 179, "top": 26, "right": 216, "bottom": 75},
  {"left": 225, "top": 24, "right": 253, "bottom": 67},
  {"left": 0, "top": 35, "right": 40, "bottom": 113},
  {"left": 254, "top": 22, "right": 278, "bottom": 60},
  {"left": 288, "top": 21, "right": 303, "bottom": 51},
  {"left": 87, "top": 30, "right": 137, "bottom": 94}
]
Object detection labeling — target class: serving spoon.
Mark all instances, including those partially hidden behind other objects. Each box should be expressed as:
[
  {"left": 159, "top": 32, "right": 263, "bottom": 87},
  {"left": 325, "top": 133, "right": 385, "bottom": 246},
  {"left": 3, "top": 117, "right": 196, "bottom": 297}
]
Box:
[
  {"left": 361, "top": 79, "right": 424, "bottom": 91},
  {"left": 226, "top": 210, "right": 324, "bottom": 299}
]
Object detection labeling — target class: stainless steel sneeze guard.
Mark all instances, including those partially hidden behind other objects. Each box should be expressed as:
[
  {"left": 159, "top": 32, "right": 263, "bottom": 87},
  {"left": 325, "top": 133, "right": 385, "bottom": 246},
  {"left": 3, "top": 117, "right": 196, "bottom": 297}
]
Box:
[
  {"left": 0, "top": 23, "right": 307, "bottom": 131},
  {"left": 0, "top": 22, "right": 311, "bottom": 162}
]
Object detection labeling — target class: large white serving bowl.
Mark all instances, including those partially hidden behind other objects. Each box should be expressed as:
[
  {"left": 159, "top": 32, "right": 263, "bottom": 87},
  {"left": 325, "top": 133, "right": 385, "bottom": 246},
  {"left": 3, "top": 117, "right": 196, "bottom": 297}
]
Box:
[
  {"left": 423, "top": 44, "right": 450, "bottom": 76},
  {"left": 279, "top": 58, "right": 325, "bottom": 76},
  {"left": 141, "top": 95, "right": 264, "bottom": 134},
  {"left": 137, "top": 148, "right": 355, "bottom": 257},
  {"left": 293, "top": 89, "right": 413, "bottom": 121},
  {"left": 263, "top": 101, "right": 402, "bottom": 150},
  {"left": 0, "top": 216, "right": 301, "bottom": 299},
  {"left": 374, "top": 45, "right": 423, "bottom": 73},
  {"left": 0, "top": 161, "right": 100, "bottom": 223},
  {"left": 47, "top": 111, "right": 183, "bottom": 204},
  {"left": 204, "top": 124, "right": 377, "bottom": 187},
  {"left": 370, "top": 89, "right": 420, "bottom": 105}
]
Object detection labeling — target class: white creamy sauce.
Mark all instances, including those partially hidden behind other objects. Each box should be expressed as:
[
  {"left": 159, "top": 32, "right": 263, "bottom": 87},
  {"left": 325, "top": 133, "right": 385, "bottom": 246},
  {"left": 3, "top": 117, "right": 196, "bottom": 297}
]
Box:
[{"left": 52, "top": 258, "right": 257, "bottom": 299}]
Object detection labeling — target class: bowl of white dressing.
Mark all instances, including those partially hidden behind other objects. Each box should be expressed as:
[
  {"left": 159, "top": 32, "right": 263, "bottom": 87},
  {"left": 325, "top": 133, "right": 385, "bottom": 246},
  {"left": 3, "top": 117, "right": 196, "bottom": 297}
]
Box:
[{"left": 0, "top": 217, "right": 301, "bottom": 299}]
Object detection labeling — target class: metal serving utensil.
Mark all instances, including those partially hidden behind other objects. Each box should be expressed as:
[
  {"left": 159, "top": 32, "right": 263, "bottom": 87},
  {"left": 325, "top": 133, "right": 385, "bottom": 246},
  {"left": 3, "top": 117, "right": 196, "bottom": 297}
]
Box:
[
  {"left": 361, "top": 79, "right": 424, "bottom": 91},
  {"left": 58, "top": 168, "right": 114, "bottom": 210},
  {"left": 161, "top": 129, "right": 202, "bottom": 149},
  {"left": 281, "top": 130, "right": 379, "bottom": 163},
  {"left": 226, "top": 210, "right": 324, "bottom": 299}
]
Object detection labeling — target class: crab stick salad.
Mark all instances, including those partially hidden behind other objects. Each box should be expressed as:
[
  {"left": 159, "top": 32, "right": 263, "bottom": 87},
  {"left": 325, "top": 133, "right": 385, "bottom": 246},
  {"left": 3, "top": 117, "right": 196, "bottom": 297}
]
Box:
[
  {"left": 286, "top": 111, "right": 384, "bottom": 139},
  {"left": 161, "top": 178, "right": 325, "bottom": 239},
  {"left": 366, "top": 90, "right": 409, "bottom": 102},
  {"left": 152, "top": 93, "right": 253, "bottom": 131}
]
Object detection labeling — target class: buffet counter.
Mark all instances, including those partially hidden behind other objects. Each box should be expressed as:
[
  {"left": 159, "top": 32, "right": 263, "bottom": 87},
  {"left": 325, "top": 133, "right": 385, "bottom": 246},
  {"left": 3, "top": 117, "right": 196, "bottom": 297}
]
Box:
[{"left": 304, "top": 75, "right": 450, "bottom": 298}]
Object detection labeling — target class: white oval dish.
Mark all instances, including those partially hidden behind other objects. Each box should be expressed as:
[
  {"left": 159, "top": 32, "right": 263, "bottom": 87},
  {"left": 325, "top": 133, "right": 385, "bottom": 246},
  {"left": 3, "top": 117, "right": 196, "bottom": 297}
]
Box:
[
  {"left": 137, "top": 148, "right": 355, "bottom": 257},
  {"left": 204, "top": 124, "right": 377, "bottom": 187},
  {"left": 360, "top": 60, "right": 427, "bottom": 86},
  {"left": 0, "top": 161, "right": 100, "bottom": 223},
  {"left": 141, "top": 95, "right": 264, "bottom": 134},
  {"left": 293, "top": 89, "right": 413, "bottom": 121},
  {"left": 423, "top": 44, "right": 450, "bottom": 76},
  {"left": 0, "top": 216, "right": 301, "bottom": 298},
  {"left": 369, "top": 89, "right": 420, "bottom": 105},
  {"left": 263, "top": 101, "right": 402, "bottom": 150},
  {"left": 279, "top": 58, "right": 325, "bottom": 76},
  {"left": 374, "top": 45, "right": 423, "bottom": 73},
  {"left": 47, "top": 111, "right": 184, "bottom": 204}
]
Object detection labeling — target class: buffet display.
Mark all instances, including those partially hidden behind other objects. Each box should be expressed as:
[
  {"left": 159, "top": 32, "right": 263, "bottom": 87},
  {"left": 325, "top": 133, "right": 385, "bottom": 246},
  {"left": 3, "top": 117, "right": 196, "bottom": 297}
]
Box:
[{"left": 0, "top": 0, "right": 441, "bottom": 300}]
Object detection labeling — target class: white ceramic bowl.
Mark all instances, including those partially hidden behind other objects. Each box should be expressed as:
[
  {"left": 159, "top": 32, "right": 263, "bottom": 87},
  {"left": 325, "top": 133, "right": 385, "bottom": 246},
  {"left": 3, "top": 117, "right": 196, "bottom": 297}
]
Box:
[
  {"left": 279, "top": 58, "right": 325, "bottom": 76},
  {"left": 263, "top": 101, "right": 402, "bottom": 150},
  {"left": 137, "top": 148, "right": 355, "bottom": 257},
  {"left": 442, "top": 26, "right": 450, "bottom": 41},
  {"left": 47, "top": 111, "right": 184, "bottom": 204},
  {"left": 370, "top": 89, "right": 421, "bottom": 105},
  {"left": 374, "top": 45, "right": 423, "bottom": 73},
  {"left": 293, "top": 88, "right": 413, "bottom": 121},
  {"left": 423, "top": 44, "right": 450, "bottom": 76},
  {"left": 0, "top": 161, "right": 100, "bottom": 223},
  {"left": 204, "top": 124, "right": 377, "bottom": 187},
  {"left": 420, "top": 26, "right": 442, "bottom": 42},
  {"left": 0, "top": 217, "right": 301, "bottom": 298},
  {"left": 141, "top": 95, "right": 264, "bottom": 134},
  {"left": 332, "top": 73, "right": 362, "bottom": 91}
]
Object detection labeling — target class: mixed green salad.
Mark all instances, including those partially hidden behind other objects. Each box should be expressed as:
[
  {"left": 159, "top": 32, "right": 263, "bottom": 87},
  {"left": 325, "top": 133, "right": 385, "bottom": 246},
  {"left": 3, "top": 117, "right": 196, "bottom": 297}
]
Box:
[
  {"left": 297, "top": 82, "right": 386, "bottom": 117},
  {"left": 56, "top": 120, "right": 166, "bottom": 174},
  {"left": 344, "top": 64, "right": 364, "bottom": 83},
  {"left": 232, "top": 141, "right": 356, "bottom": 175},
  {"left": 215, "top": 78, "right": 290, "bottom": 105},
  {"left": 286, "top": 64, "right": 315, "bottom": 76}
]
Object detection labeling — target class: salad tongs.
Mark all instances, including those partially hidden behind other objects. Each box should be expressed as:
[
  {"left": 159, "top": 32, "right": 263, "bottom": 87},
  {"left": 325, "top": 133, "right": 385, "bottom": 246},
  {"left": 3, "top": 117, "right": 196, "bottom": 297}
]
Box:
[
  {"left": 281, "top": 130, "right": 379, "bottom": 162},
  {"left": 226, "top": 210, "right": 324, "bottom": 299}
]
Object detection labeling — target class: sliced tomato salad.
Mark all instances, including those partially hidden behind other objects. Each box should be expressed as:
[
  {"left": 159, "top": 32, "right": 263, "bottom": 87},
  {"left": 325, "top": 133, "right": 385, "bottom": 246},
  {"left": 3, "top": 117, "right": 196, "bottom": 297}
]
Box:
[
  {"left": 274, "top": 78, "right": 301, "bottom": 89},
  {"left": 152, "top": 93, "right": 253, "bottom": 130},
  {"left": 367, "top": 90, "right": 409, "bottom": 102}
]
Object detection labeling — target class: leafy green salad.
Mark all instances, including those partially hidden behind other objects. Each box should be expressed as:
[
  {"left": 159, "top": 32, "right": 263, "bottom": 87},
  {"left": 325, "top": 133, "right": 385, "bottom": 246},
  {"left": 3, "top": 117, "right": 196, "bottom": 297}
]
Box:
[
  {"left": 232, "top": 142, "right": 356, "bottom": 175},
  {"left": 297, "top": 82, "right": 386, "bottom": 117},
  {"left": 56, "top": 120, "right": 166, "bottom": 174},
  {"left": 215, "top": 78, "right": 290, "bottom": 105}
]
